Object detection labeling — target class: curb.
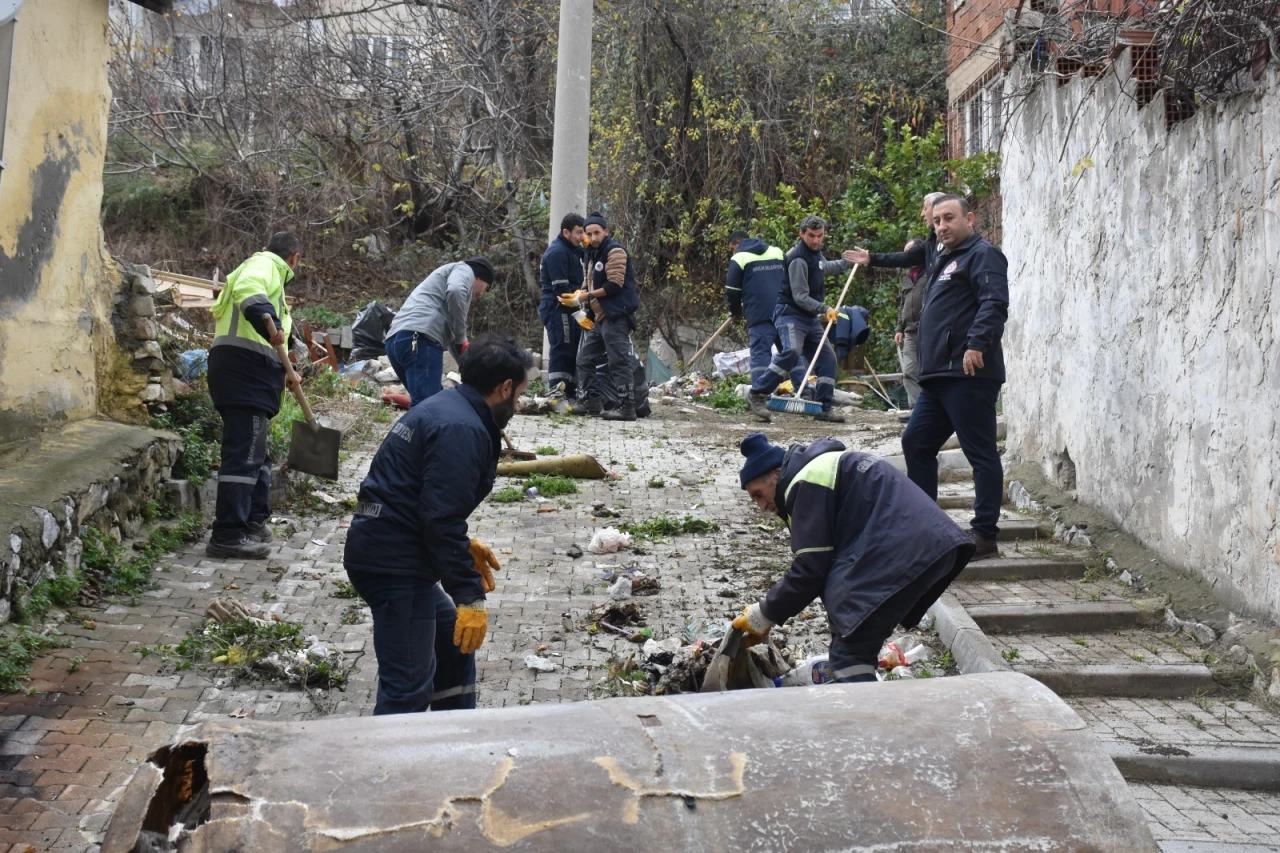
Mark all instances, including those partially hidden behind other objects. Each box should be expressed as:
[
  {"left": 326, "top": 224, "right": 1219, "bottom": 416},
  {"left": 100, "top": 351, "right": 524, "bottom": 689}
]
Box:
[
  {"left": 1106, "top": 742, "right": 1280, "bottom": 792},
  {"left": 968, "top": 602, "right": 1153, "bottom": 634},
  {"left": 1016, "top": 664, "right": 1218, "bottom": 698},
  {"left": 929, "top": 592, "right": 1011, "bottom": 675}
]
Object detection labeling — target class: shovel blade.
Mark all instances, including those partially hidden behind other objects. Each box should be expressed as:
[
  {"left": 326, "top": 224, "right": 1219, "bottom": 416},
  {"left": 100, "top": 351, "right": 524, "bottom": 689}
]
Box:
[{"left": 288, "top": 419, "right": 342, "bottom": 480}]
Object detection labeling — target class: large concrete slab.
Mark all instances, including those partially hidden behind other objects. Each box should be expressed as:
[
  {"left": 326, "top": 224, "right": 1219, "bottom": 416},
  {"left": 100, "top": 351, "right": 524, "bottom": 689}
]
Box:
[{"left": 102, "top": 673, "right": 1158, "bottom": 852}]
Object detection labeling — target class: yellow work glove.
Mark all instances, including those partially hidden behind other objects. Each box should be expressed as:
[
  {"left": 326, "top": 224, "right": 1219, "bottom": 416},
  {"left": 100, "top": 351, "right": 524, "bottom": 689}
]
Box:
[
  {"left": 731, "top": 602, "right": 774, "bottom": 647},
  {"left": 454, "top": 603, "right": 488, "bottom": 655},
  {"left": 575, "top": 313, "right": 595, "bottom": 331},
  {"left": 469, "top": 538, "right": 501, "bottom": 593},
  {"left": 825, "top": 307, "right": 839, "bottom": 325},
  {"left": 558, "top": 290, "right": 586, "bottom": 308}
]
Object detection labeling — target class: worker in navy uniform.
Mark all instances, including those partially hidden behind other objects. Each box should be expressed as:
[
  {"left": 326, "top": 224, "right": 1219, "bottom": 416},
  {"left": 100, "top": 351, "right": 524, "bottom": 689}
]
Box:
[
  {"left": 343, "top": 335, "right": 531, "bottom": 714},
  {"left": 725, "top": 229, "right": 787, "bottom": 422},
  {"left": 733, "top": 433, "right": 974, "bottom": 682},
  {"left": 538, "top": 213, "right": 588, "bottom": 397}
]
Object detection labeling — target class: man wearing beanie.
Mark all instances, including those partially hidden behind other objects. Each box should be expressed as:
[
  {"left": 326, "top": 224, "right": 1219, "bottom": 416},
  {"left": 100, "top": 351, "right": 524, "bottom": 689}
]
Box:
[
  {"left": 386, "top": 256, "right": 494, "bottom": 406},
  {"left": 562, "top": 212, "right": 643, "bottom": 420},
  {"left": 733, "top": 433, "right": 975, "bottom": 682}
]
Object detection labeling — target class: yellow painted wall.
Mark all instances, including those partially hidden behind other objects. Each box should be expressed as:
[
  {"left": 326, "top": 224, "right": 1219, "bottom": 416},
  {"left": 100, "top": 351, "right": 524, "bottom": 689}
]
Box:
[{"left": 0, "top": 0, "right": 118, "bottom": 446}]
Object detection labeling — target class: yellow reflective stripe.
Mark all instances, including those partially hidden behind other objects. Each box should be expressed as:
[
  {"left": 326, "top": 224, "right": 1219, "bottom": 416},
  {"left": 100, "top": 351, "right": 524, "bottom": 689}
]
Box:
[
  {"left": 783, "top": 451, "right": 842, "bottom": 504},
  {"left": 794, "top": 546, "right": 834, "bottom": 555},
  {"left": 730, "top": 246, "right": 785, "bottom": 267}
]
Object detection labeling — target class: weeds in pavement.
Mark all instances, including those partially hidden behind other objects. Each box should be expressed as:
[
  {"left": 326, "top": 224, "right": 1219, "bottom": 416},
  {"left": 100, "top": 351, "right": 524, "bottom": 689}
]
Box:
[
  {"left": 535, "top": 446, "right": 559, "bottom": 456},
  {"left": 339, "top": 605, "right": 364, "bottom": 626},
  {"left": 0, "top": 629, "right": 61, "bottom": 692},
  {"left": 1183, "top": 712, "right": 1206, "bottom": 731},
  {"left": 1073, "top": 638, "right": 1090, "bottom": 647},
  {"left": 1192, "top": 690, "right": 1215, "bottom": 713},
  {"left": 490, "top": 486, "right": 525, "bottom": 503},
  {"left": 1128, "top": 652, "right": 1146, "bottom": 662},
  {"left": 647, "top": 477, "right": 665, "bottom": 488},
  {"left": 331, "top": 580, "right": 362, "bottom": 599},
  {"left": 79, "top": 514, "right": 205, "bottom": 603},
  {"left": 1001, "top": 647, "right": 1021, "bottom": 663},
  {"left": 704, "top": 379, "right": 749, "bottom": 414},
  {"left": 521, "top": 474, "right": 579, "bottom": 497},
  {"left": 67, "top": 655, "right": 85, "bottom": 673},
  {"left": 622, "top": 515, "right": 718, "bottom": 541}
]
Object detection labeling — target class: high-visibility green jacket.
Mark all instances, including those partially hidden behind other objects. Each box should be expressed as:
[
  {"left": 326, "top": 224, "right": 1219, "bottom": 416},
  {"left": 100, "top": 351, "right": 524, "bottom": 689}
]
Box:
[{"left": 207, "top": 252, "right": 294, "bottom": 415}]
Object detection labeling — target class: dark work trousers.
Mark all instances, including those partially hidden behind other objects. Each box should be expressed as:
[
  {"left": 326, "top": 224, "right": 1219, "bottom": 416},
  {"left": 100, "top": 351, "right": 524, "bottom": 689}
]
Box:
[
  {"left": 540, "top": 299, "right": 581, "bottom": 394},
  {"left": 594, "top": 338, "right": 647, "bottom": 411},
  {"left": 827, "top": 548, "right": 961, "bottom": 683},
  {"left": 385, "top": 330, "right": 445, "bottom": 407},
  {"left": 346, "top": 570, "right": 477, "bottom": 715},
  {"left": 212, "top": 407, "right": 272, "bottom": 545},
  {"left": 576, "top": 315, "right": 635, "bottom": 407},
  {"left": 746, "top": 321, "right": 779, "bottom": 390},
  {"left": 752, "top": 312, "right": 836, "bottom": 410},
  {"left": 901, "top": 377, "right": 1003, "bottom": 540}
]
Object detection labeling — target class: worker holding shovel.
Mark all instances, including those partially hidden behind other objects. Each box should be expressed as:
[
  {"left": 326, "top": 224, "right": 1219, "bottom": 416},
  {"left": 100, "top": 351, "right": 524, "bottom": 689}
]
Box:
[
  {"left": 733, "top": 433, "right": 974, "bottom": 682},
  {"left": 343, "top": 336, "right": 531, "bottom": 715},
  {"left": 205, "top": 232, "right": 304, "bottom": 560}
]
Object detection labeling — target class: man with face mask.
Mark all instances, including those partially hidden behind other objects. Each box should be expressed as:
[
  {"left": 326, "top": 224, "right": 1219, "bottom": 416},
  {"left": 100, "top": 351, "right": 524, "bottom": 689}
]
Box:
[
  {"left": 343, "top": 335, "right": 532, "bottom": 714},
  {"left": 206, "top": 231, "right": 304, "bottom": 560}
]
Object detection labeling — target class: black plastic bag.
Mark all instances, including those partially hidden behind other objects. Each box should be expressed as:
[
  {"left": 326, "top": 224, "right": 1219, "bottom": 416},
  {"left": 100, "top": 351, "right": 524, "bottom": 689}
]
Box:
[{"left": 350, "top": 300, "right": 395, "bottom": 360}]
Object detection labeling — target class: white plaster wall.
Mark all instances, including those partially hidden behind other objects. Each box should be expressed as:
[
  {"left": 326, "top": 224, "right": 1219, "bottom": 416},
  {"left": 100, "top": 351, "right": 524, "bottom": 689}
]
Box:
[{"left": 1002, "top": 58, "right": 1280, "bottom": 621}]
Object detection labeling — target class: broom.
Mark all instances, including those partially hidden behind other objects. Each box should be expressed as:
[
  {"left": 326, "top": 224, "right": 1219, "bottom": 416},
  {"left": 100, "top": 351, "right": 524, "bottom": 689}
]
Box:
[{"left": 767, "top": 263, "right": 860, "bottom": 415}]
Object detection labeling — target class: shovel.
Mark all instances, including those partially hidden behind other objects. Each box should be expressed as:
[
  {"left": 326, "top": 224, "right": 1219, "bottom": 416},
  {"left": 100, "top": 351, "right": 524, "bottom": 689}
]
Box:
[{"left": 263, "top": 317, "right": 342, "bottom": 480}]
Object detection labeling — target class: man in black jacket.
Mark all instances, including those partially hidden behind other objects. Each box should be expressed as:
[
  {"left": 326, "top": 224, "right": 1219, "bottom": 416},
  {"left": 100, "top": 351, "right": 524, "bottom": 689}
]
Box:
[
  {"left": 900, "top": 195, "right": 1009, "bottom": 558},
  {"left": 732, "top": 433, "right": 973, "bottom": 681},
  {"left": 343, "top": 335, "right": 531, "bottom": 715},
  {"left": 539, "top": 213, "right": 587, "bottom": 396}
]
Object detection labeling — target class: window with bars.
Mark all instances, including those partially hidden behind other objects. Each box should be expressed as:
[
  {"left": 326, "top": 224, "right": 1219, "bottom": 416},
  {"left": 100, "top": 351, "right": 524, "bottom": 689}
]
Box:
[{"left": 963, "top": 75, "right": 1005, "bottom": 156}]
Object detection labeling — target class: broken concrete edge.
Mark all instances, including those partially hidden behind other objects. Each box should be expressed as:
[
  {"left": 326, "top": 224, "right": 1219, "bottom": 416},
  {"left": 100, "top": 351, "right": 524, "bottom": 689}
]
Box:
[
  {"left": 928, "top": 592, "right": 1011, "bottom": 675},
  {"left": 1005, "top": 461, "right": 1280, "bottom": 713},
  {"left": 1105, "top": 742, "right": 1280, "bottom": 792}
]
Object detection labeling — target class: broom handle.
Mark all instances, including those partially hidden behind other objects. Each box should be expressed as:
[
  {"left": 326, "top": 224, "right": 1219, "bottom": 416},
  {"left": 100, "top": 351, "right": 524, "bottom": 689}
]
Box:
[
  {"left": 864, "top": 358, "right": 899, "bottom": 412},
  {"left": 794, "top": 263, "right": 860, "bottom": 400},
  {"left": 263, "top": 316, "right": 317, "bottom": 428},
  {"left": 682, "top": 315, "right": 735, "bottom": 378}
]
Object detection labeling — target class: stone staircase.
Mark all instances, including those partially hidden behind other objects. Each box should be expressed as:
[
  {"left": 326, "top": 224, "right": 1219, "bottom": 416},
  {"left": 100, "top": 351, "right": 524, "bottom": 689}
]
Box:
[{"left": 931, "top": 481, "right": 1280, "bottom": 852}]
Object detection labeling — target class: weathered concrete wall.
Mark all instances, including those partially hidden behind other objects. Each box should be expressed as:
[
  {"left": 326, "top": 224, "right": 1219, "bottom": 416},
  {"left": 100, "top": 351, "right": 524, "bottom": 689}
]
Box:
[
  {"left": 1002, "top": 57, "right": 1280, "bottom": 621},
  {"left": 0, "top": 0, "right": 117, "bottom": 446}
]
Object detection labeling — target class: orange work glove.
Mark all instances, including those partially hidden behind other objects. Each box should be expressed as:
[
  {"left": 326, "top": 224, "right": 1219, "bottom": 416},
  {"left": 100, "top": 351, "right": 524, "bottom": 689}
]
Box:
[
  {"left": 469, "top": 538, "right": 501, "bottom": 593},
  {"left": 453, "top": 603, "right": 488, "bottom": 655}
]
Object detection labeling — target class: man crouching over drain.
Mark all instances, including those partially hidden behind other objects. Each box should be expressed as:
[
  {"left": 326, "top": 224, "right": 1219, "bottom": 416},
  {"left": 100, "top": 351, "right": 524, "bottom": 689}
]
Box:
[
  {"left": 733, "top": 433, "right": 975, "bottom": 682},
  {"left": 343, "top": 335, "right": 530, "bottom": 714}
]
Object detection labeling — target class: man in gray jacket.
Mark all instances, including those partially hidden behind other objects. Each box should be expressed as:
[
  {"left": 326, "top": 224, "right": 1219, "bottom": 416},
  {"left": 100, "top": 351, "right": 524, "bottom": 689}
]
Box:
[{"left": 385, "top": 257, "right": 493, "bottom": 406}]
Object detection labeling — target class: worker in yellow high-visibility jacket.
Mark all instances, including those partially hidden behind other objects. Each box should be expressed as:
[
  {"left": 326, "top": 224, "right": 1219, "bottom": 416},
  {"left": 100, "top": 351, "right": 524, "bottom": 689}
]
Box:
[{"left": 206, "top": 232, "right": 303, "bottom": 560}]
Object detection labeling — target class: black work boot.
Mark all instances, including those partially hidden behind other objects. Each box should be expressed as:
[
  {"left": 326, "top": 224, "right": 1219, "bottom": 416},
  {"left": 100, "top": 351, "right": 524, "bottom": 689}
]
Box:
[
  {"left": 601, "top": 400, "right": 636, "bottom": 422},
  {"left": 811, "top": 408, "right": 846, "bottom": 423},
  {"left": 635, "top": 399, "right": 651, "bottom": 419},
  {"left": 572, "top": 396, "right": 601, "bottom": 416},
  {"left": 246, "top": 521, "right": 274, "bottom": 544},
  {"left": 968, "top": 530, "right": 999, "bottom": 560},
  {"left": 206, "top": 536, "right": 271, "bottom": 560},
  {"left": 746, "top": 391, "right": 772, "bottom": 423}
]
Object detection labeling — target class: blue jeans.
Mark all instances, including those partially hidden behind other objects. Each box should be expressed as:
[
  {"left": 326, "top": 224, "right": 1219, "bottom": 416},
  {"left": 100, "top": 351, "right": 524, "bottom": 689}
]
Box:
[
  {"left": 385, "top": 330, "right": 444, "bottom": 407},
  {"left": 211, "top": 407, "right": 271, "bottom": 544},
  {"left": 902, "top": 377, "right": 1003, "bottom": 539},
  {"left": 752, "top": 312, "right": 836, "bottom": 409},
  {"left": 827, "top": 548, "right": 960, "bottom": 683},
  {"left": 345, "top": 571, "right": 477, "bottom": 715}
]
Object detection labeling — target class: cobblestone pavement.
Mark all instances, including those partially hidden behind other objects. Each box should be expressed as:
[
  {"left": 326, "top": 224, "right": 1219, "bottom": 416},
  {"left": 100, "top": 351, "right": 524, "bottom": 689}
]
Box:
[
  {"left": 0, "top": 402, "right": 892, "bottom": 851},
  {"left": 2, "top": 398, "right": 1278, "bottom": 852},
  {"left": 1132, "top": 784, "right": 1280, "bottom": 850}
]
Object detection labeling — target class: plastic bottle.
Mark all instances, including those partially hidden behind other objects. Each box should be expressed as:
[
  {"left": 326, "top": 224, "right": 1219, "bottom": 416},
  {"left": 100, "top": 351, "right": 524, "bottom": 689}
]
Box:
[
  {"left": 780, "top": 654, "right": 833, "bottom": 686},
  {"left": 904, "top": 644, "right": 931, "bottom": 665}
]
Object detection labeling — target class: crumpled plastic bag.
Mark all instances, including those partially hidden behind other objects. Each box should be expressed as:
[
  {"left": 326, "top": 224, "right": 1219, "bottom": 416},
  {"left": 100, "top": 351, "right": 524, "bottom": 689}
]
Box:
[
  {"left": 524, "top": 654, "right": 557, "bottom": 672},
  {"left": 589, "top": 527, "right": 633, "bottom": 554}
]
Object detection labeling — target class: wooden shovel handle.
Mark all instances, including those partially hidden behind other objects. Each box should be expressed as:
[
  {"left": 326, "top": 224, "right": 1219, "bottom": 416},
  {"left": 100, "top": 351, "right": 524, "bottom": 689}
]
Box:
[
  {"left": 262, "top": 316, "right": 317, "bottom": 428},
  {"left": 680, "top": 315, "right": 735, "bottom": 378}
]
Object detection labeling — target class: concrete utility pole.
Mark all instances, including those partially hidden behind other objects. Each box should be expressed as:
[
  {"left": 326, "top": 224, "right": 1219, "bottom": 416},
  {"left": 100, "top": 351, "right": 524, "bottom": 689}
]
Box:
[{"left": 544, "top": 0, "right": 593, "bottom": 371}]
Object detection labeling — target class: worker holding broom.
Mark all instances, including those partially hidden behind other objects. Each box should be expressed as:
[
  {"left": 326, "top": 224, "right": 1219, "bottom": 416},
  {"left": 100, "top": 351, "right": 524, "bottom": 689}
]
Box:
[
  {"left": 733, "top": 433, "right": 975, "bottom": 682},
  {"left": 205, "top": 231, "right": 303, "bottom": 561},
  {"left": 343, "top": 335, "right": 531, "bottom": 715},
  {"left": 747, "top": 215, "right": 857, "bottom": 423}
]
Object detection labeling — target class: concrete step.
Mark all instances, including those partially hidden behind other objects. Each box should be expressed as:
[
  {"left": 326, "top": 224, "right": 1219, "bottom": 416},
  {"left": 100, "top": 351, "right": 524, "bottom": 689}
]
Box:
[
  {"left": 957, "top": 556, "right": 1088, "bottom": 581},
  {"left": 988, "top": 629, "right": 1214, "bottom": 670},
  {"left": 968, "top": 601, "right": 1151, "bottom": 634},
  {"left": 937, "top": 494, "right": 976, "bottom": 510},
  {"left": 1069, "top": 696, "right": 1280, "bottom": 756},
  {"left": 1018, "top": 664, "right": 1218, "bottom": 698},
  {"left": 944, "top": 511, "right": 1053, "bottom": 541},
  {"left": 952, "top": 578, "right": 1130, "bottom": 609},
  {"left": 1107, "top": 742, "right": 1280, "bottom": 791}
]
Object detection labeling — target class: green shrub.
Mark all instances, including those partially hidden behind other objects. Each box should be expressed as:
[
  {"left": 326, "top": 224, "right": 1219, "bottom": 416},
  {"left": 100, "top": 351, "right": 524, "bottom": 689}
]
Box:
[
  {"left": 295, "top": 304, "right": 348, "bottom": 329},
  {"left": 0, "top": 629, "right": 59, "bottom": 692}
]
